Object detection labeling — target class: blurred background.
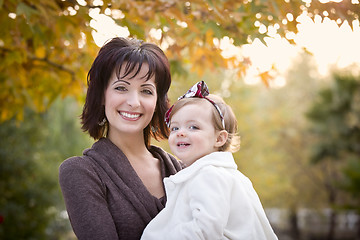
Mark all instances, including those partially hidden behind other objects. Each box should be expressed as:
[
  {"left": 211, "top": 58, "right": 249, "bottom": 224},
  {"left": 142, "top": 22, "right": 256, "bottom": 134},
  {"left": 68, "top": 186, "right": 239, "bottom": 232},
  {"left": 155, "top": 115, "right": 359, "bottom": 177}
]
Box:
[{"left": 1, "top": 0, "right": 359, "bottom": 239}]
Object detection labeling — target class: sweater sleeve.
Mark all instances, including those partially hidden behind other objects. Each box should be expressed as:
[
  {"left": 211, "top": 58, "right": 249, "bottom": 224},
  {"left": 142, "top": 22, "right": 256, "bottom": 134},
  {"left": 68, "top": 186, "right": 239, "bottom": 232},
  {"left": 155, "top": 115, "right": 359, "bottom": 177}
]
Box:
[
  {"left": 59, "top": 157, "right": 118, "bottom": 240},
  {"left": 169, "top": 166, "right": 232, "bottom": 240}
]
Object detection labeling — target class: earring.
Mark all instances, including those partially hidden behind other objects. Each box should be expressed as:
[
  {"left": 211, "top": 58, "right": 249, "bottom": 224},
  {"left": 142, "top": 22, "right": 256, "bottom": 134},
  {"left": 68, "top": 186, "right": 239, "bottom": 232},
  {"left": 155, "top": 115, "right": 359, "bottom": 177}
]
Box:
[
  {"left": 98, "top": 118, "right": 107, "bottom": 126},
  {"left": 151, "top": 126, "right": 158, "bottom": 133}
]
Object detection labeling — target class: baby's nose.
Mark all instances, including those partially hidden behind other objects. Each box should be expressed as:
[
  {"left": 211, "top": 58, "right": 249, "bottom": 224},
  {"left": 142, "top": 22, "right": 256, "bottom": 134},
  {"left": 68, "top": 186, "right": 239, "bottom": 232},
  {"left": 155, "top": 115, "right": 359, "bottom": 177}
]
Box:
[{"left": 177, "top": 131, "right": 186, "bottom": 137}]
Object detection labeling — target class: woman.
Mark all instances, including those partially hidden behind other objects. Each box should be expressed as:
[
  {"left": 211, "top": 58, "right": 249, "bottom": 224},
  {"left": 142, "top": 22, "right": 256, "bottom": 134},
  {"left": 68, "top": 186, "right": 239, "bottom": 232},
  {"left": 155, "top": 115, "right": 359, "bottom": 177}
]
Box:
[{"left": 59, "top": 37, "right": 183, "bottom": 240}]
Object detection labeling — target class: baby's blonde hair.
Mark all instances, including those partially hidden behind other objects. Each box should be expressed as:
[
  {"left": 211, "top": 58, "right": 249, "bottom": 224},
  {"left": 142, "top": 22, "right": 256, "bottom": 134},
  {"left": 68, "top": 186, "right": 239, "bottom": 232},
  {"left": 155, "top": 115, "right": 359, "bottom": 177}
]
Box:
[{"left": 168, "top": 95, "right": 240, "bottom": 153}]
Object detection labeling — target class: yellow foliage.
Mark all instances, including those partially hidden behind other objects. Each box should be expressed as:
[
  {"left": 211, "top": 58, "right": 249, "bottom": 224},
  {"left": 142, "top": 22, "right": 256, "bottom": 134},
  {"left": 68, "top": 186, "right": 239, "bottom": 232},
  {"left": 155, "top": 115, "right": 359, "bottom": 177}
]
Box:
[
  {"left": 0, "top": 0, "right": 357, "bottom": 122},
  {"left": 190, "top": 46, "right": 228, "bottom": 76}
]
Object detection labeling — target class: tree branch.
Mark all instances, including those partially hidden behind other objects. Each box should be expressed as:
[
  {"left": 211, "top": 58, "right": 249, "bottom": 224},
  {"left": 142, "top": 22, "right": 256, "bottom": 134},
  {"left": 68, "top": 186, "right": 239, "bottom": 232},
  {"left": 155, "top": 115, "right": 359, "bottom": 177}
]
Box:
[{"left": 29, "top": 56, "right": 76, "bottom": 82}]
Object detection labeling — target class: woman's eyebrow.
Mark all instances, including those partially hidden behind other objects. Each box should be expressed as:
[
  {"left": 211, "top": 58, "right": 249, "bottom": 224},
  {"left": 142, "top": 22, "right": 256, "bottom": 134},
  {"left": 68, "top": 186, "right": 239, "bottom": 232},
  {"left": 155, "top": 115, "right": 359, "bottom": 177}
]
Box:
[
  {"left": 111, "top": 79, "right": 130, "bottom": 86},
  {"left": 141, "top": 83, "right": 156, "bottom": 89}
]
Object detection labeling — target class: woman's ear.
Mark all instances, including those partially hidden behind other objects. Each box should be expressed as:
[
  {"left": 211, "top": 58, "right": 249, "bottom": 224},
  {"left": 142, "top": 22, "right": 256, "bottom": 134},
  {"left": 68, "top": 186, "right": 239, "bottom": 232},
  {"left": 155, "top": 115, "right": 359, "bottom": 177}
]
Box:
[{"left": 215, "top": 130, "right": 228, "bottom": 148}]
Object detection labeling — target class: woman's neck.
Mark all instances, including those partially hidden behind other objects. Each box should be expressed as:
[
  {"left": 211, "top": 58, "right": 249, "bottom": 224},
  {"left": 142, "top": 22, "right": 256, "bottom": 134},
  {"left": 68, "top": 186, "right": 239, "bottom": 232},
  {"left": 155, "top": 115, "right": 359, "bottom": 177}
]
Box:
[
  {"left": 107, "top": 128, "right": 164, "bottom": 198},
  {"left": 107, "top": 130, "right": 149, "bottom": 157}
]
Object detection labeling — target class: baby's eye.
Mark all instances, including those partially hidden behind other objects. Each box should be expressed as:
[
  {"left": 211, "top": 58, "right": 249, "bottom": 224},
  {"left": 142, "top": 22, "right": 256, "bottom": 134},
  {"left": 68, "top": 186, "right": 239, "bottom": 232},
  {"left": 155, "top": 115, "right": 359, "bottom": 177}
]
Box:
[
  {"left": 170, "top": 126, "right": 179, "bottom": 132},
  {"left": 189, "top": 125, "right": 199, "bottom": 130}
]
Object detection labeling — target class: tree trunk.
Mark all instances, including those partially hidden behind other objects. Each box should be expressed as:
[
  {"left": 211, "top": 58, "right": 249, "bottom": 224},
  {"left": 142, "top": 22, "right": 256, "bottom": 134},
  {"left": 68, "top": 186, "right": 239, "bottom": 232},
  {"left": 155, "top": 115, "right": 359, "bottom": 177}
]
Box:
[
  {"left": 356, "top": 213, "right": 360, "bottom": 240},
  {"left": 289, "top": 208, "right": 300, "bottom": 240},
  {"left": 327, "top": 209, "right": 336, "bottom": 240},
  {"left": 326, "top": 187, "right": 337, "bottom": 240}
]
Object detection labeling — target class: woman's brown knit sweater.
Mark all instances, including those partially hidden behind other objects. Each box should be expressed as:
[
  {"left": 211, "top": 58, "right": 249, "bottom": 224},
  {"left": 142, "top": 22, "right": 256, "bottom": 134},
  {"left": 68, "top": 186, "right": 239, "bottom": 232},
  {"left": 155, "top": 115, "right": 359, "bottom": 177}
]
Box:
[{"left": 59, "top": 138, "right": 183, "bottom": 240}]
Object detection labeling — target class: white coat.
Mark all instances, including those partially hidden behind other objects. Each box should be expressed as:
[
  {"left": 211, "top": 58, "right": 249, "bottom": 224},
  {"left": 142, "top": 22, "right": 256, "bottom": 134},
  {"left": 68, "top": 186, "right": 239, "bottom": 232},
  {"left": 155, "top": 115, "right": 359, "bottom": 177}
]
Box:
[{"left": 141, "top": 152, "right": 278, "bottom": 240}]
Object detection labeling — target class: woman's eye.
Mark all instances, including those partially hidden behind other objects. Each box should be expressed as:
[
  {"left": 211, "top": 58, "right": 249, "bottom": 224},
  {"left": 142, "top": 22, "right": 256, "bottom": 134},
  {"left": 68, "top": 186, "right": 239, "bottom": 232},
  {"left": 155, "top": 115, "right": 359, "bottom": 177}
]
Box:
[
  {"left": 115, "top": 86, "right": 127, "bottom": 91},
  {"left": 142, "top": 89, "right": 154, "bottom": 95}
]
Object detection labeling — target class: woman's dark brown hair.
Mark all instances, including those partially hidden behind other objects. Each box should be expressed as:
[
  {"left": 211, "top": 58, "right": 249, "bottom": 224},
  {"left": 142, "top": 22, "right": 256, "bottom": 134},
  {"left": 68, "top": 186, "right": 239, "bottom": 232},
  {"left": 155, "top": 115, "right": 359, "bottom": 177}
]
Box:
[{"left": 81, "top": 37, "right": 171, "bottom": 147}]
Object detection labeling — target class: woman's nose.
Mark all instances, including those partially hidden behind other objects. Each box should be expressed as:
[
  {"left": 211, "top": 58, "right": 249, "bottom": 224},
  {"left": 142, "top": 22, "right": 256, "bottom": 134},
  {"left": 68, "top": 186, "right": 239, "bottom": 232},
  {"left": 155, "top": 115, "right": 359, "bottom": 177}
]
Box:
[{"left": 127, "top": 92, "right": 140, "bottom": 108}]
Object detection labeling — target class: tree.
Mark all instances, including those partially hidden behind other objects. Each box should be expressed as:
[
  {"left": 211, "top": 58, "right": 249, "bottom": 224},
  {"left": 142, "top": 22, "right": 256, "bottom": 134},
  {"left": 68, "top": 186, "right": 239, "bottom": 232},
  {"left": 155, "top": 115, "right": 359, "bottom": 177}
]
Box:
[
  {"left": 0, "top": 97, "right": 93, "bottom": 239},
  {"left": 0, "top": 111, "right": 55, "bottom": 239},
  {"left": 306, "top": 74, "right": 360, "bottom": 239},
  {"left": 1, "top": 0, "right": 359, "bottom": 122}
]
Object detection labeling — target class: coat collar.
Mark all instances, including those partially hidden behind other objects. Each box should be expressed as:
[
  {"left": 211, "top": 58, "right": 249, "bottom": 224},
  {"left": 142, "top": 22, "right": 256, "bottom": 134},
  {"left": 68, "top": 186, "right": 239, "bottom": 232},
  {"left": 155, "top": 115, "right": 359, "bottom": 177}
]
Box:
[{"left": 166, "top": 152, "right": 237, "bottom": 184}]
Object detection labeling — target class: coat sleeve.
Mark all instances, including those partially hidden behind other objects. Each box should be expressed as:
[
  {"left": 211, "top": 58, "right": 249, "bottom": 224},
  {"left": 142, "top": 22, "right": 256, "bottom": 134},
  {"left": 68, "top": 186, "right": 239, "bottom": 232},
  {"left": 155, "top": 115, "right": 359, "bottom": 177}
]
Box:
[
  {"left": 169, "top": 166, "right": 233, "bottom": 240},
  {"left": 59, "top": 157, "right": 118, "bottom": 240}
]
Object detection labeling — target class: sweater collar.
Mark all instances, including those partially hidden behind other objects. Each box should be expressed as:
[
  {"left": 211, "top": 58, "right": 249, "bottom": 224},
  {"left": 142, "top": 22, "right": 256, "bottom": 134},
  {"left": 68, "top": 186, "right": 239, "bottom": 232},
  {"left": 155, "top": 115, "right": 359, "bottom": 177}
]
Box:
[{"left": 83, "top": 138, "right": 180, "bottom": 223}]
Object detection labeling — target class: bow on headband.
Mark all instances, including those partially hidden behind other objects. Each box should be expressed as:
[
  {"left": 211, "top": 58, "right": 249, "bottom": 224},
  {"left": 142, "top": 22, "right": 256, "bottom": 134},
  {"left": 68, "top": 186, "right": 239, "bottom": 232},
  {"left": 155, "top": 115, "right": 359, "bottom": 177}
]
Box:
[{"left": 165, "top": 81, "right": 225, "bottom": 128}]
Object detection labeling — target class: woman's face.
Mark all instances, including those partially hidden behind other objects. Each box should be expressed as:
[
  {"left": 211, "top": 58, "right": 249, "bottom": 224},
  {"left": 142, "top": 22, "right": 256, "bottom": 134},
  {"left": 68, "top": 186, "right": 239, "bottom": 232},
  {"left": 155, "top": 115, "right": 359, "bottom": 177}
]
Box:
[{"left": 104, "top": 63, "right": 157, "bottom": 139}]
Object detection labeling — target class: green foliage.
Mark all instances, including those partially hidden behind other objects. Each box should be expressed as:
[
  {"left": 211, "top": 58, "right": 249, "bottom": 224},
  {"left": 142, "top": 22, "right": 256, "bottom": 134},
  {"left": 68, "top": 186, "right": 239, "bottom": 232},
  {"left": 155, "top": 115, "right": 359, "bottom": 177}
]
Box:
[
  {"left": 0, "top": 111, "right": 54, "bottom": 239},
  {"left": 0, "top": 97, "right": 92, "bottom": 239},
  {"left": 306, "top": 74, "right": 360, "bottom": 212},
  {"left": 306, "top": 75, "right": 360, "bottom": 163},
  {"left": 342, "top": 157, "right": 360, "bottom": 200},
  {"left": 1, "top": 0, "right": 359, "bottom": 122}
]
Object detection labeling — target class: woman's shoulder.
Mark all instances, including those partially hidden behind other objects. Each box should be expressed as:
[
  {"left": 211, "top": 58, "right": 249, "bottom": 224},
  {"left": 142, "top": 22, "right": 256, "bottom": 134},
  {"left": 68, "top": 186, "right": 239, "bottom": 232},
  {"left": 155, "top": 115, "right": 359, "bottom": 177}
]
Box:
[
  {"left": 58, "top": 154, "right": 105, "bottom": 190},
  {"left": 59, "top": 154, "right": 98, "bottom": 181},
  {"left": 60, "top": 155, "right": 90, "bottom": 170},
  {"left": 59, "top": 141, "right": 99, "bottom": 173}
]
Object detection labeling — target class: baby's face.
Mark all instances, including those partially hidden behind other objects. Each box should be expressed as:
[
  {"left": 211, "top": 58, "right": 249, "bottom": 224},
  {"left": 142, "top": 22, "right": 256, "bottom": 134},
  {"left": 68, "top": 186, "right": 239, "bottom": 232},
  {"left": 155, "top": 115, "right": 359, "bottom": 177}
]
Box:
[{"left": 168, "top": 101, "right": 219, "bottom": 166}]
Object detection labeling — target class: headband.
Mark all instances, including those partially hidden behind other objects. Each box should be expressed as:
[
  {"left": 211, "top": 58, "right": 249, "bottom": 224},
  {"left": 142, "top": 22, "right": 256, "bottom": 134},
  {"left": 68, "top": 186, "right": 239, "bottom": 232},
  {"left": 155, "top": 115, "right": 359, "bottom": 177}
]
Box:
[{"left": 165, "top": 81, "right": 225, "bottom": 128}]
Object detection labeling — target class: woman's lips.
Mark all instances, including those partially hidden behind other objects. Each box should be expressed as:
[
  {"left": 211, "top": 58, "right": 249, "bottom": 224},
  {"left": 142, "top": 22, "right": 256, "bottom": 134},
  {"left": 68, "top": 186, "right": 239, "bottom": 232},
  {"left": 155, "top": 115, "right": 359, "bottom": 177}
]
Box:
[{"left": 119, "top": 111, "right": 141, "bottom": 120}]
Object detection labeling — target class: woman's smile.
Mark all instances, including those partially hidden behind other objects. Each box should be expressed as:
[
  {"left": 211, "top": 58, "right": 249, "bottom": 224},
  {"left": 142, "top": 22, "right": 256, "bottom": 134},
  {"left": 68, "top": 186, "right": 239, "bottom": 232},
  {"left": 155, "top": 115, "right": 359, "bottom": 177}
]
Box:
[{"left": 119, "top": 111, "right": 142, "bottom": 121}]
